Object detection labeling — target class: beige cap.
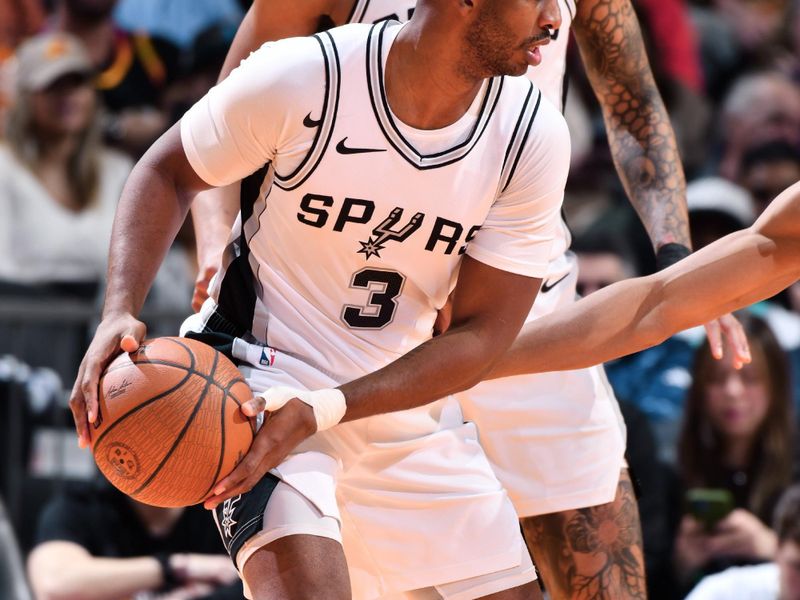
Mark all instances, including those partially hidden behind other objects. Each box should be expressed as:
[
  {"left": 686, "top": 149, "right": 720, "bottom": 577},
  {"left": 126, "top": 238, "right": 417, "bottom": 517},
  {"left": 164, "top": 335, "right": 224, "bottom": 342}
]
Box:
[
  {"left": 15, "top": 32, "right": 93, "bottom": 92},
  {"left": 687, "top": 176, "right": 756, "bottom": 228}
]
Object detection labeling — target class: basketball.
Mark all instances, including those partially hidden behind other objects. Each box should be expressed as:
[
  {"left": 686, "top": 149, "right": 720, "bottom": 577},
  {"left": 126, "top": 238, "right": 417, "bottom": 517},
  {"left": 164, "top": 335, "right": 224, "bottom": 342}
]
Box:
[{"left": 92, "top": 337, "right": 255, "bottom": 507}]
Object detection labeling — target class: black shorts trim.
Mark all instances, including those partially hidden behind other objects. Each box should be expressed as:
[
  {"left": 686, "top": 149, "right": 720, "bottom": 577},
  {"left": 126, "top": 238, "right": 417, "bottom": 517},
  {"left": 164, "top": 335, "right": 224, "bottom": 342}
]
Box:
[{"left": 214, "top": 473, "right": 281, "bottom": 569}]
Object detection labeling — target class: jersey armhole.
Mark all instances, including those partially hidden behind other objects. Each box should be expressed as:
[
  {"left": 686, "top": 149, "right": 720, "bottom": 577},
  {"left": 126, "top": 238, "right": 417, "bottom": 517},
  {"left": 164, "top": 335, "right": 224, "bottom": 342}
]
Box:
[
  {"left": 273, "top": 31, "right": 342, "bottom": 191},
  {"left": 497, "top": 84, "right": 542, "bottom": 196}
]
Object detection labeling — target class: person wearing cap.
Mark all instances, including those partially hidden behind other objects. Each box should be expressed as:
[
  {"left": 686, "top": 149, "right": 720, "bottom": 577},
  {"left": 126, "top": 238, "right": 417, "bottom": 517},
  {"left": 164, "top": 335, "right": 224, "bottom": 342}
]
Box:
[
  {"left": 686, "top": 177, "right": 757, "bottom": 250},
  {"left": 0, "top": 31, "right": 132, "bottom": 294}
]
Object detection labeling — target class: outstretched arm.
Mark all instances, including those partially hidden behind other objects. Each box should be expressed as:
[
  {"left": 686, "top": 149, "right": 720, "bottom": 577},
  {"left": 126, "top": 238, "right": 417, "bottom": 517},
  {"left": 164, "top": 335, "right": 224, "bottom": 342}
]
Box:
[
  {"left": 490, "top": 182, "right": 800, "bottom": 378},
  {"left": 572, "top": 0, "right": 749, "bottom": 356},
  {"left": 573, "top": 0, "right": 689, "bottom": 253}
]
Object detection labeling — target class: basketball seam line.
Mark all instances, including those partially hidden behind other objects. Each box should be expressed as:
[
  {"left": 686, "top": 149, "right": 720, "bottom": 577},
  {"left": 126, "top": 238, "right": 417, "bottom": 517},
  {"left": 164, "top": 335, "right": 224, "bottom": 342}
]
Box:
[{"left": 131, "top": 349, "right": 221, "bottom": 500}]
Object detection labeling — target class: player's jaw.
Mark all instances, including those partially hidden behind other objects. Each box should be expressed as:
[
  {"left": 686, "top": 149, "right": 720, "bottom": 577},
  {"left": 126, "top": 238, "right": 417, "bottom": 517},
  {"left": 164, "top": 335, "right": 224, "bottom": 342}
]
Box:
[{"left": 461, "top": 0, "right": 559, "bottom": 78}]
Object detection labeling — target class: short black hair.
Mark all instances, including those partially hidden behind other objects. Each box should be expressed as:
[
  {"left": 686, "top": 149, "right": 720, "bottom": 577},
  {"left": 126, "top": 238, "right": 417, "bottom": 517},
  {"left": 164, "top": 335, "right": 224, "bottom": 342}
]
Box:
[{"left": 773, "top": 484, "right": 800, "bottom": 545}]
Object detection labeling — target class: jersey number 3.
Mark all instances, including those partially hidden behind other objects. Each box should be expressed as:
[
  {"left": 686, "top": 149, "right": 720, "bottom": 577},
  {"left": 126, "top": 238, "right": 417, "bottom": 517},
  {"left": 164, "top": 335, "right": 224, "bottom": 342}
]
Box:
[{"left": 342, "top": 269, "right": 405, "bottom": 329}]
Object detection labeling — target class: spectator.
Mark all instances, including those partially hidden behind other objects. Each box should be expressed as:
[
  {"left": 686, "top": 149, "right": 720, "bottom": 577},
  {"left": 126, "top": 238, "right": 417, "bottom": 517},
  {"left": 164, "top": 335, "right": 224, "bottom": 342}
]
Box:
[
  {"left": 572, "top": 230, "right": 637, "bottom": 298},
  {"left": 604, "top": 177, "right": 756, "bottom": 459},
  {"left": 0, "top": 32, "right": 131, "bottom": 292},
  {"left": 27, "top": 478, "right": 242, "bottom": 600},
  {"left": 113, "top": 0, "right": 242, "bottom": 49},
  {"left": 739, "top": 140, "right": 800, "bottom": 216},
  {"left": 685, "top": 483, "right": 800, "bottom": 600},
  {"left": 52, "top": 0, "right": 179, "bottom": 156},
  {"left": 673, "top": 313, "right": 796, "bottom": 590},
  {"left": 691, "top": 0, "right": 793, "bottom": 100},
  {"left": 0, "top": 0, "right": 45, "bottom": 136},
  {"left": 716, "top": 71, "right": 800, "bottom": 180},
  {"left": 0, "top": 0, "right": 44, "bottom": 53},
  {"left": 686, "top": 176, "right": 755, "bottom": 249}
]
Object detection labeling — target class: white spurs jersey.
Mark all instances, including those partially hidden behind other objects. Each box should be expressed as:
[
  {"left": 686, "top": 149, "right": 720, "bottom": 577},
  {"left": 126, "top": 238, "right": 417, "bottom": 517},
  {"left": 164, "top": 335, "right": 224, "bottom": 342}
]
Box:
[
  {"left": 347, "top": 0, "right": 577, "bottom": 275},
  {"left": 182, "top": 21, "right": 569, "bottom": 386}
]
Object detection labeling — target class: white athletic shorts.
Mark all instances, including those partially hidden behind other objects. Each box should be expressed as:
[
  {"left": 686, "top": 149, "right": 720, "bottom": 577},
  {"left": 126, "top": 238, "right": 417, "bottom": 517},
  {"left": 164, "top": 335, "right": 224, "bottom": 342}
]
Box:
[
  {"left": 191, "top": 325, "right": 534, "bottom": 599},
  {"left": 455, "top": 251, "right": 627, "bottom": 517}
]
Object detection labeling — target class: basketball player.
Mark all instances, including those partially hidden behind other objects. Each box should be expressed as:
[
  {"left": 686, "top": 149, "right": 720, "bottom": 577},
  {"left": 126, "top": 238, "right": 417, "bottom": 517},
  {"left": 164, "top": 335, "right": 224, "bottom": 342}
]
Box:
[
  {"left": 490, "top": 180, "right": 800, "bottom": 377},
  {"left": 70, "top": 1, "right": 570, "bottom": 598},
  {"left": 190, "top": 1, "right": 723, "bottom": 597}
]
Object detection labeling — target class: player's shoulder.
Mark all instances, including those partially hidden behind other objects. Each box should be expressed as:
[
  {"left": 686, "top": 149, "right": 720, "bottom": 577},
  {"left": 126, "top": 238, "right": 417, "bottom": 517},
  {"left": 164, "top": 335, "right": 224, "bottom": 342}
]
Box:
[
  {"left": 496, "top": 80, "right": 570, "bottom": 194},
  {"left": 323, "top": 21, "right": 389, "bottom": 54},
  {"left": 502, "top": 78, "right": 569, "bottom": 153}
]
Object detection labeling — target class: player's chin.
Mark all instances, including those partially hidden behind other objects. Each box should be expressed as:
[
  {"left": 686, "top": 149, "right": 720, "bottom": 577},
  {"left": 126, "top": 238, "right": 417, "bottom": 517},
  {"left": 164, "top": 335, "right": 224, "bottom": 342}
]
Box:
[{"left": 499, "top": 59, "right": 529, "bottom": 78}]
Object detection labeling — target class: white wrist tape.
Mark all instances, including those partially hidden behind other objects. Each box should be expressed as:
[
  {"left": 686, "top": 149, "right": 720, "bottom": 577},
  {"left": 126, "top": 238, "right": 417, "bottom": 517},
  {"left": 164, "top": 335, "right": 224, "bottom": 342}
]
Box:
[{"left": 259, "top": 386, "right": 347, "bottom": 432}]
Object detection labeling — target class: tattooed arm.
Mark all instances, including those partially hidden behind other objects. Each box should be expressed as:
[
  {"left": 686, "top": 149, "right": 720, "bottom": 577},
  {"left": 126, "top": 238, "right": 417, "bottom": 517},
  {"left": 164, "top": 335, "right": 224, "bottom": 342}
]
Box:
[{"left": 572, "top": 0, "right": 690, "bottom": 251}]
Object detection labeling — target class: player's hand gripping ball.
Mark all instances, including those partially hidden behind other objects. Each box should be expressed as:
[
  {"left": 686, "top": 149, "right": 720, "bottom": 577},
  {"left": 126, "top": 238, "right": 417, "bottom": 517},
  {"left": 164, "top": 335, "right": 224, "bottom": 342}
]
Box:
[{"left": 92, "top": 337, "right": 255, "bottom": 507}]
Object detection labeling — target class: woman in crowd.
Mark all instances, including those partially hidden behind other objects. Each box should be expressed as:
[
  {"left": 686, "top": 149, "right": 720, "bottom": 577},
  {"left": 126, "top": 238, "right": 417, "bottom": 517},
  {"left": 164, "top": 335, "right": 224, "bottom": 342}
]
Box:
[
  {"left": 0, "top": 31, "right": 131, "bottom": 296},
  {"left": 672, "top": 313, "right": 796, "bottom": 590}
]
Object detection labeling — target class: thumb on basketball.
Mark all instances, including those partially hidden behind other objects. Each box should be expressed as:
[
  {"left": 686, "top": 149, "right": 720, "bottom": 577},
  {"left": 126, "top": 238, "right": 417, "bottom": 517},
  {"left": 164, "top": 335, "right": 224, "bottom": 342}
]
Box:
[
  {"left": 242, "top": 386, "right": 298, "bottom": 417},
  {"left": 120, "top": 321, "right": 146, "bottom": 353}
]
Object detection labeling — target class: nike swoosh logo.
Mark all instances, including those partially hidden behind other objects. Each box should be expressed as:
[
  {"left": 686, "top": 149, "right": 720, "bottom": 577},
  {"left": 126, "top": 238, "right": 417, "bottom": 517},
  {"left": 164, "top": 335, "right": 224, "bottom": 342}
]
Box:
[
  {"left": 541, "top": 272, "right": 569, "bottom": 294},
  {"left": 303, "top": 112, "right": 321, "bottom": 128},
  {"left": 336, "top": 137, "right": 386, "bottom": 155}
]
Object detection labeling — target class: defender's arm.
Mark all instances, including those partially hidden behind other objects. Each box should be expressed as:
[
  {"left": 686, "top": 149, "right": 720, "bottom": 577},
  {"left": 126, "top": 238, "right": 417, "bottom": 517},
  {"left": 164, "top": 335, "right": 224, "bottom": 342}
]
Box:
[{"left": 490, "top": 182, "right": 800, "bottom": 378}]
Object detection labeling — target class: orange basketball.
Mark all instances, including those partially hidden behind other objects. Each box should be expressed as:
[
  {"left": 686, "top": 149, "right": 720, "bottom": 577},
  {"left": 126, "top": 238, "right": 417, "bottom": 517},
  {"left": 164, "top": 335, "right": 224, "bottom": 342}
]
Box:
[{"left": 92, "top": 337, "right": 255, "bottom": 507}]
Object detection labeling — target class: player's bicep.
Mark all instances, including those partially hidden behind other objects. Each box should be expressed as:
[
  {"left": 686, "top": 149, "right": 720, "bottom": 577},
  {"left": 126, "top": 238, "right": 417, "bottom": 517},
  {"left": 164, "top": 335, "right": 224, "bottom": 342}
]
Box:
[
  {"left": 219, "top": 0, "right": 333, "bottom": 80},
  {"left": 250, "top": 0, "right": 338, "bottom": 42},
  {"left": 468, "top": 100, "right": 570, "bottom": 278},
  {"left": 449, "top": 256, "right": 542, "bottom": 346},
  {"left": 142, "top": 123, "right": 212, "bottom": 197},
  {"left": 181, "top": 36, "right": 325, "bottom": 187}
]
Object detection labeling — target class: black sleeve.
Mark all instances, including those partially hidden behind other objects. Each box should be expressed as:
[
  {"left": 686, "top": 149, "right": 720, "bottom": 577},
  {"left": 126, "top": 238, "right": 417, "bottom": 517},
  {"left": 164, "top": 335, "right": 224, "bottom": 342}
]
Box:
[{"left": 34, "top": 493, "right": 95, "bottom": 550}]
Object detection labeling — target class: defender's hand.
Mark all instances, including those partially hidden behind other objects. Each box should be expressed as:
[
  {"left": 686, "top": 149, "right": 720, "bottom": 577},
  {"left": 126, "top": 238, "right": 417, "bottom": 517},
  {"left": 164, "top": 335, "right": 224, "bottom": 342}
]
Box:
[
  {"left": 69, "top": 314, "right": 146, "bottom": 449},
  {"left": 192, "top": 264, "right": 217, "bottom": 312},
  {"left": 703, "top": 313, "right": 751, "bottom": 368},
  {"left": 170, "top": 553, "right": 239, "bottom": 585},
  {"left": 203, "top": 397, "right": 317, "bottom": 509}
]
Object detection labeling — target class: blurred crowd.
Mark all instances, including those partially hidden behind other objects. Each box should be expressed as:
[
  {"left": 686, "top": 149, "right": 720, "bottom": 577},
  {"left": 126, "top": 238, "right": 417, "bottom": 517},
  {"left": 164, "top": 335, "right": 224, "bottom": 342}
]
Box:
[{"left": 0, "top": 0, "right": 798, "bottom": 599}]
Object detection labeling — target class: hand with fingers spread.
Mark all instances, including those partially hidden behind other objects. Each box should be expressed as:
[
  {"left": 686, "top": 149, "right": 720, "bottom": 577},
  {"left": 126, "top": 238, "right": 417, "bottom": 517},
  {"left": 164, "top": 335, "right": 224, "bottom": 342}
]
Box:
[
  {"left": 704, "top": 313, "right": 751, "bottom": 368},
  {"left": 69, "top": 314, "right": 147, "bottom": 448}
]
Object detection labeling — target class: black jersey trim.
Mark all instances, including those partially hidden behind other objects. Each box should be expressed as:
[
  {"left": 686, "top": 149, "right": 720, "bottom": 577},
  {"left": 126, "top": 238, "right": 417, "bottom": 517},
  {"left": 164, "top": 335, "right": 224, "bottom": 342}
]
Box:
[
  {"left": 274, "top": 33, "right": 341, "bottom": 190},
  {"left": 214, "top": 163, "right": 271, "bottom": 336},
  {"left": 564, "top": 0, "right": 576, "bottom": 20},
  {"left": 366, "top": 20, "right": 504, "bottom": 170},
  {"left": 347, "top": 0, "right": 370, "bottom": 24},
  {"left": 499, "top": 82, "right": 535, "bottom": 188},
  {"left": 500, "top": 89, "right": 542, "bottom": 194}
]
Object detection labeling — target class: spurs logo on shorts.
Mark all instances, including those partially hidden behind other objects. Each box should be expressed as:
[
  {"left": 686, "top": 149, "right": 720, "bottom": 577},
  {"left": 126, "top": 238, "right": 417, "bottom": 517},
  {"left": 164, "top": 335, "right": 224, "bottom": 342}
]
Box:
[{"left": 221, "top": 495, "right": 241, "bottom": 539}]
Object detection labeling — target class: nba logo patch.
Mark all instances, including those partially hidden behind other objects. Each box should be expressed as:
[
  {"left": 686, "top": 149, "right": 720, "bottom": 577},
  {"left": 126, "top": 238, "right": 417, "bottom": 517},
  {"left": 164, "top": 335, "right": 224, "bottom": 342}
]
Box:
[{"left": 259, "top": 347, "right": 276, "bottom": 366}]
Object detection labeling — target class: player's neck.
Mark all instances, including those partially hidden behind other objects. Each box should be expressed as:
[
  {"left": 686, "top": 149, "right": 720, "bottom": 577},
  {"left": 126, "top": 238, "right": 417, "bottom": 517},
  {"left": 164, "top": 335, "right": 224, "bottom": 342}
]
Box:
[{"left": 384, "top": 20, "right": 484, "bottom": 130}]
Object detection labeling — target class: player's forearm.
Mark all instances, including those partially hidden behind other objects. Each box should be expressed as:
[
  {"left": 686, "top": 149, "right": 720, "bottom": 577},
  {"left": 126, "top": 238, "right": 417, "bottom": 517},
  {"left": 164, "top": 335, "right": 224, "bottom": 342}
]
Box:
[
  {"left": 604, "top": 94, "right": 690, "bottom": 250},
  {"left": 489, "top": 274, "right": 669, "bottom": 378},
  {"left": 103, "top": 130, "right": 196, "bottom": 318},
  {"left": 339, "top": 321, "right": 517, "bottom": 422},
  {"left": 31, "top": 556, "right": 163, "bottom": 600},
  {"left": 575, "top": 0, "right": 690, "bottom": 251},
  {"left": 191, "top": 185, "right": 239, "bottom": 268},
  {"left": 491, "top": 228, "right": 800, "bottom": 378}
]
